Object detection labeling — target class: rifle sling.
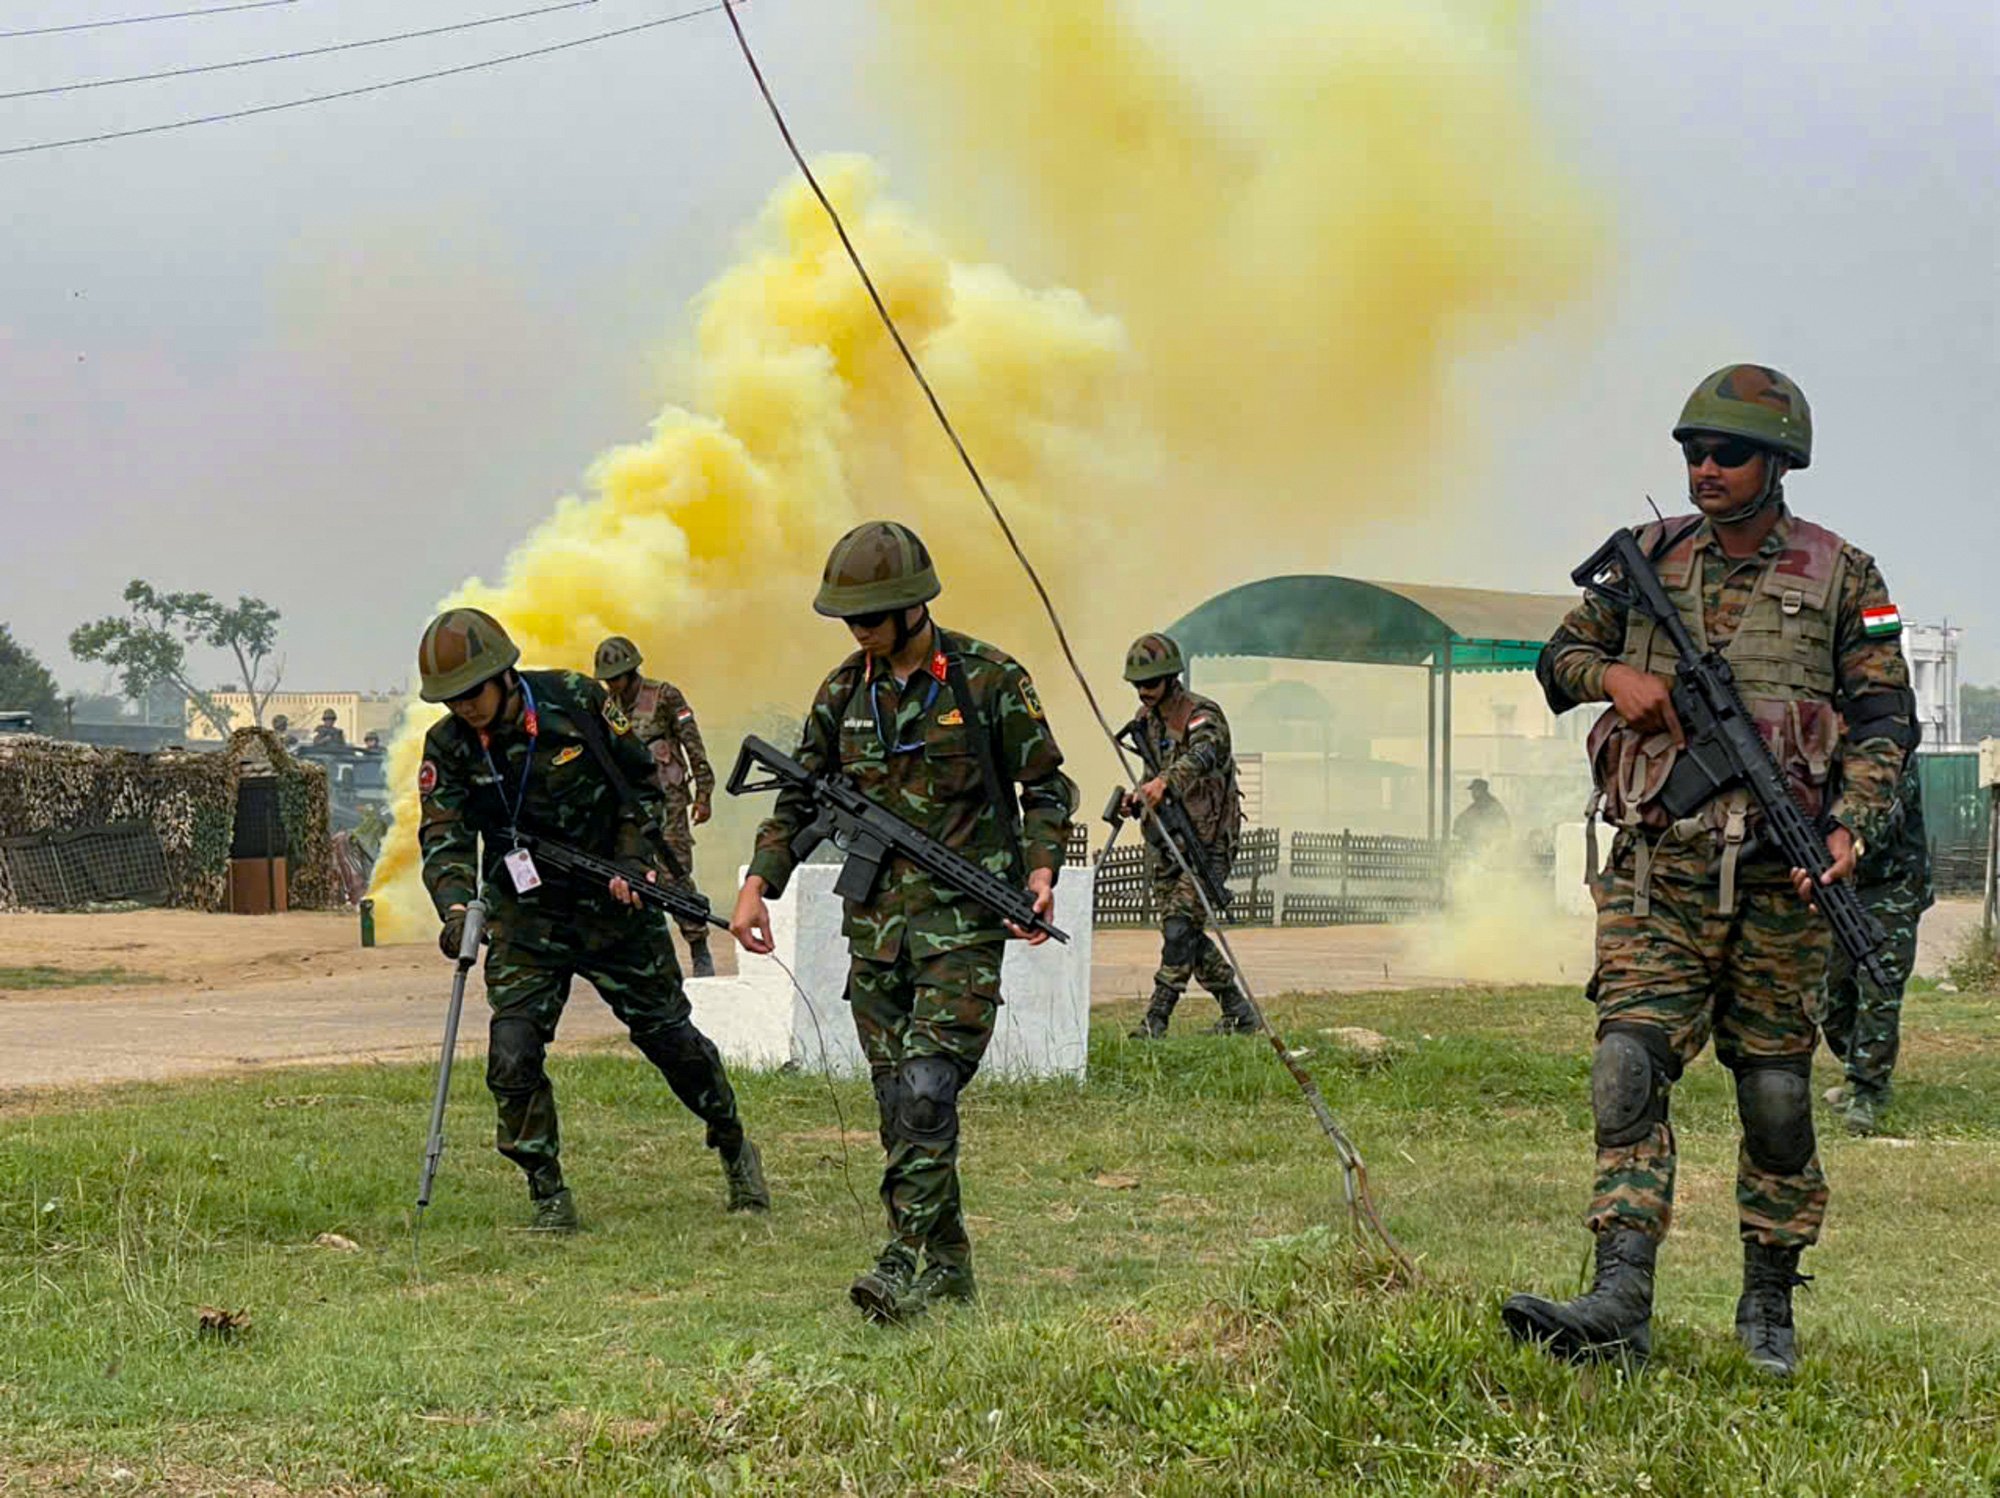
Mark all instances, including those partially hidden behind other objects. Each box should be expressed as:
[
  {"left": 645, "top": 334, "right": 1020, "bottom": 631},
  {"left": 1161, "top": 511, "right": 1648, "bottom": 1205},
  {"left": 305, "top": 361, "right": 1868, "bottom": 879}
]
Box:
[{"left": 567, "top": 693, "right": 687, "bottom": 880}]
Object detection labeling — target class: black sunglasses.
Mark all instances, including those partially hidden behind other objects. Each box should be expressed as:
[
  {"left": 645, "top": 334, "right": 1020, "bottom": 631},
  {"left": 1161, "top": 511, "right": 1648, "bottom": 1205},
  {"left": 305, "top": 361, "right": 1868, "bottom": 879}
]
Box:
[
  {"left": 1680, "top": 436, "right": 1764, "bottom": 469},
  {"left": 842, "top": 610, "right": 894, "bottom": 629}
]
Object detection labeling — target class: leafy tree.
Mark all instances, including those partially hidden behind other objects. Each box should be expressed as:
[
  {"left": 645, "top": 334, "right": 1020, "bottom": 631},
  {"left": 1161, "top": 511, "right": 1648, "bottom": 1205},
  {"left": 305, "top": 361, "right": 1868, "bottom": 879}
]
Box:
[
  {"left": 1964, "top": 683, "right": 2000, "bottom": 744},
  {"left": 0, "top": 623, "right": 62, "bottom": 728},
  {"left": 70, "top": 581, "right": 284, "bottom": 739}
]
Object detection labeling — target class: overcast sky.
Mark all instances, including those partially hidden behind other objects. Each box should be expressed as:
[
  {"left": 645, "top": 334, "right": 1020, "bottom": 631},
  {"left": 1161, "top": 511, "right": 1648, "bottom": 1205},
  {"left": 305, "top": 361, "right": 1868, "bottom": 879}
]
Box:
[{"left": 3, "top": 0, "right": 1994, "bottom": 697}]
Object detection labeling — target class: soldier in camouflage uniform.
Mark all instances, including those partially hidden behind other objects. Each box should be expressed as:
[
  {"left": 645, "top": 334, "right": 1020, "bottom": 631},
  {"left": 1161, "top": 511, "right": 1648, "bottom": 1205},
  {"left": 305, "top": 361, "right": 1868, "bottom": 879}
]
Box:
[
  {"left": 593, "top": 635, "right": 718, "bottom": 977},
  {"left": 414, "top": 608, "right": 768, "bottom": 1232},
  {"left": 731, "top": 522, "right": 1077, "bottom": 1321},
  {"left": 1818, "top": 754, "right": 1932, "bottom": 1136},
  {"left": 1501, "top": 365, "right": 1916, "bottom": 1377},
  {"left": 1121, "top": 632, "right": 1253, "bottom": 1037}
]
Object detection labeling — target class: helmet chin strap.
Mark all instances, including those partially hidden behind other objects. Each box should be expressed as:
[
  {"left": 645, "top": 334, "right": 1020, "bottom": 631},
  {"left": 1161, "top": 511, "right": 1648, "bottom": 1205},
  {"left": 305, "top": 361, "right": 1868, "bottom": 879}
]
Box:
[
  {"left": 891, "top": 604, "right": 930, "bottom": 654},
  {"left": 1693, "top": 451, "right": 1787, "bottom": 525}
]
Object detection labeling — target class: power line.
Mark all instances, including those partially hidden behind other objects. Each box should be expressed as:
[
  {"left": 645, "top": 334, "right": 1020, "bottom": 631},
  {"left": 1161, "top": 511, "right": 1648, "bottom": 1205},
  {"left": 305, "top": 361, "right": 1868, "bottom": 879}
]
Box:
[
  {"left": 0, "top": 0, "right": 605, "bottom": 102},
  {"left": 0, "top": 2, "right": 724, "bottom": 160},
  {"left": 0, "top": 1, "right": 297, "bottom": 41},
  {"left": 719, "top": 0, "right": 1417, "bottom": 1279}
]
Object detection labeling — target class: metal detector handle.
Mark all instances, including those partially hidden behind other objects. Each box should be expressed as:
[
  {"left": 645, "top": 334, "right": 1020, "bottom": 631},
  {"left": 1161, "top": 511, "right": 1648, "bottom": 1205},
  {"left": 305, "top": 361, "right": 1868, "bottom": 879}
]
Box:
[{"left": 416, "top": 897, "right": 485, "bottom": 1211}]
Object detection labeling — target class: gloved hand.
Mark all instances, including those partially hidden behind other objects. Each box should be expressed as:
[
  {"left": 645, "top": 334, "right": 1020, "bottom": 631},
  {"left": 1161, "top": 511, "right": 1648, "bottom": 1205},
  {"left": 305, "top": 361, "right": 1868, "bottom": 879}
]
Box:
[{"left": 439, "top": 907, "right": 468, "bottom": 961}]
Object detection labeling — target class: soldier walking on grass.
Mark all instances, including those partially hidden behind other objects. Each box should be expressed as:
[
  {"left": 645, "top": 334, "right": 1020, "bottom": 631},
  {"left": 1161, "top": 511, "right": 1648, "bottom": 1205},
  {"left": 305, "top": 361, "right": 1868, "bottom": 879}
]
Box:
[
  {"left": 1120, "top": 632, "right": 1254, "bottom": 1038},
  {"left": 594, "top": 635, "right": 719, "bottom": 977},
  {"left": 1819, "top": 754, "right": 1932, "bottom": 1136},
  {"left": 731, "top": 522, "right": 1076, "bottom": 1322},
  {"left": 1501, "top": 365, "right": 1916, "bottom": 1377},
  {"left": 415, "top": 608, "right": 767, "bottom": 1232}
]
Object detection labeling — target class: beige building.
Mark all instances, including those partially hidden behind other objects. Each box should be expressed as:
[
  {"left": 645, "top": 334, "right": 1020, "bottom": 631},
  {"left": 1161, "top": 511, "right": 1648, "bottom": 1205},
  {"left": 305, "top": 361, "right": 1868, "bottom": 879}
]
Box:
[{"left": 189, "top": 692, "right": 407, "bottom": 745}]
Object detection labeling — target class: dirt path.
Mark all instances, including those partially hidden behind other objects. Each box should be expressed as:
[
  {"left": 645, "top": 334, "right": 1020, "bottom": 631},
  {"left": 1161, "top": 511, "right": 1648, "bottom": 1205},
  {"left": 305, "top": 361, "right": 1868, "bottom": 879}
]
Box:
[{"left": 1, "top": 901, "right": 1982, "bottom": 1091}]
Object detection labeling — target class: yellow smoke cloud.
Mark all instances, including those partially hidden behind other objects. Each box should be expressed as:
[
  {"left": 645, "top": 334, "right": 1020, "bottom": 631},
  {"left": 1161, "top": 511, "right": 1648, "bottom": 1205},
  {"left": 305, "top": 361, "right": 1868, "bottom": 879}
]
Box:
[
  {"left": 372, "top": 2, "right": 1605, "bottom": 946},
  {"left": 369, "top": 160, "right": 1142, "bottom": 939},
  {"left": 876, "top": 0, "right": 1605, "bottom": 565}
]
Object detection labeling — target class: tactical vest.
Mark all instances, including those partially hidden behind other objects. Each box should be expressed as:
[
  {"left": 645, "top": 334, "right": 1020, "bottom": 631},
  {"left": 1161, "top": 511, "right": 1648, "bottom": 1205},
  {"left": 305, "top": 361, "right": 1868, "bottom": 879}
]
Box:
[
  {"left": 1145, "top": 693, "right": 1244, "bottom": 853},
  {"left": 632, "top": 679, "right": 686, "bottom": 789},
  {"left": 1587, "top": 515, "right": 1846, "bottom": 911}
]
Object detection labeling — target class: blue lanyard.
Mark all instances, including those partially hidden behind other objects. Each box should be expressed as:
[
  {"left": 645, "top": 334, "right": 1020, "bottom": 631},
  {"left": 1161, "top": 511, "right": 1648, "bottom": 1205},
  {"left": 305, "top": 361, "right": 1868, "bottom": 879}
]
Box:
[
  {"left": 869, "top": 668, "right": 939, "bottom": 755},
  {"left": 477, "top": 677, "right": 538, "bottom": 840}
]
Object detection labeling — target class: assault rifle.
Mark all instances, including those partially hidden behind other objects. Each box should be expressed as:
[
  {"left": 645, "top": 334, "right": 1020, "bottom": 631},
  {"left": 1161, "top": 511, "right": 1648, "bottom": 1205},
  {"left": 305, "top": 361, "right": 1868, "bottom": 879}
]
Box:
[
  {"left": 1573, "top": 526, "right": 1891, "bottom": 987},
  {"left": 1109, "top": 719, "right": 1234, "bottom": 917},
  {"left": 518, "top": 834, "right": 729, "bottom": 931},
  {"left": 726, "top": 735, "right": 1068, "bottom": 943},
  {"left": 415, "top": 894, "right": 486, "bottom": 1228}
]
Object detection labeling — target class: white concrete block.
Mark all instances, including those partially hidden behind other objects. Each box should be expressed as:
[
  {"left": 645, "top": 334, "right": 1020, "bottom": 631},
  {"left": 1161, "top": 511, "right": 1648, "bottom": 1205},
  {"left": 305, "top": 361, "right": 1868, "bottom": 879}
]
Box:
[
  {"left": 735, "top": 862, "right": 1093, "bottom": 1081},
  {"left": 684, "top": 974, "right": 793, "bottom": 1070},
  {"left": 1553, "top": 821, "right": 1597, "bottom": 918}
]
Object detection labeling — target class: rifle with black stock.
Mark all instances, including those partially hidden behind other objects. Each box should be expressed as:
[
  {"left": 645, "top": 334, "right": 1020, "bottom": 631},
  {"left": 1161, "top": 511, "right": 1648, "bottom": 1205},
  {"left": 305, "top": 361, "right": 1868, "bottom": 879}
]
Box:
[
  {"left": 1573, "top": 525, "right": 1892, "bottom": 987},
  {"left": 517, "top": 834, "right": 730, "bottom": 931},
  {"left": 1108, "top": 718, "right": 1234, "bottom": 917},
  {"left": 725, "top": 735, "right": 1068, "bottom": 944}
]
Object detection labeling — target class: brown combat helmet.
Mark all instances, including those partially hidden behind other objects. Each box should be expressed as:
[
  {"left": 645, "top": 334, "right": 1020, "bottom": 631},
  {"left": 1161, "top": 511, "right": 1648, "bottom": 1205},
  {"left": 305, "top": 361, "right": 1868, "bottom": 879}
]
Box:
[
  {"left": 417, "top": 608, "right": 521, "bottom": 703},
  {"left": 1673, "top": 364, "right": 1812, "bottom": 469},
  {"left": 594, "top": 635, "right": 643, "bottom": 680},
  {"left": 1123, "top": 632, "right": 1185, "bottom": 684},
  {"left": 813, "top": 521, "right": 942, "bottom": 618}
]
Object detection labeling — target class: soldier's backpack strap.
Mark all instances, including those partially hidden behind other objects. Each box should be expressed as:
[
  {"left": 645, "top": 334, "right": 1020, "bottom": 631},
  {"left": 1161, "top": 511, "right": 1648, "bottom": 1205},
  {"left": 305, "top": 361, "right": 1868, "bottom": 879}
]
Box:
[
  {"left": 568, "top": 691, "right": 687, "bottom": 880},
  {"left": 937, "top": 630, "right": 1027, "bottom": 887}
]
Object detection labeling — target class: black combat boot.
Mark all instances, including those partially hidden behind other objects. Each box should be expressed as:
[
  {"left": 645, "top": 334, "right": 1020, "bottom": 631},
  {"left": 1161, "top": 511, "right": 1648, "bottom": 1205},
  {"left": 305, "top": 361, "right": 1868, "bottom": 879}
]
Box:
[
  {"left": 849, "top": 1244, "right": 918, "bottom": 1323},
  {"left": 1501, "top": 1228, "right": 1658, "bottom": 1362},
  {"left": 529, "top": 1186, "right": 579, "bottom": 1234},
  {"left": 720, "top": 1138, "right": 770, "bottom": 1212},
  {"left": 1130, "top": 985, "right": 1181, "bottom": 1038},
  {"left": 1736, "top": 1242, "right": 1810, "bottom": 1377},
  {"left": 1207, "top": 988, "right": 1261, "bottom": 1035},
  {"left": 687, "top": 937, "right": 716, "bottom": 978}
]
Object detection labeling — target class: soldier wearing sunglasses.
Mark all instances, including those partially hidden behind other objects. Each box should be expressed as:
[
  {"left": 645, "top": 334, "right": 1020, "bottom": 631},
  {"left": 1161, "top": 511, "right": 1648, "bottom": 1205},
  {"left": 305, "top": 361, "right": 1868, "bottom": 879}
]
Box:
[
  {"left": 731, "top": 521, "right": 1078, "bottom": 1323},
  {"left": 1504, "top": 365, "right": 1916, "bottom": 1378}
]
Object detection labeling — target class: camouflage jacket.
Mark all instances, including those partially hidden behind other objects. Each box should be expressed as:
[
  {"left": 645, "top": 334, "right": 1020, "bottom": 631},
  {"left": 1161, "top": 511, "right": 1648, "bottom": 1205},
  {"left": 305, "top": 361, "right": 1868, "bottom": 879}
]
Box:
[
  {"left": 1132, "top": 689, "right": 1238, "bottom": 849},
  {"left": 1540, "top": 504, "right": 1911, "bottom": 877},
  {"left": 1857, "top": 753, "right": 1934, "bottom": 904},
  {"left": 748, "top": 625, "right": 1078, "bottom": 961},
  {"left": 418, "top": 669, "right": 666, "bottom": 918},
  {"left": 626, "top": 675, "right": 714, "bottom": 807}
]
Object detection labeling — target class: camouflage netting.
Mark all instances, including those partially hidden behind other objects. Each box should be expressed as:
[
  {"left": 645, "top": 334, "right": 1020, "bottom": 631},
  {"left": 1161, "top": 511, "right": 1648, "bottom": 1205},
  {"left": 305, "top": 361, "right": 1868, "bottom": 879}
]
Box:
[{"left": 0, "top": 729, "right": 333, "bottom": 912}]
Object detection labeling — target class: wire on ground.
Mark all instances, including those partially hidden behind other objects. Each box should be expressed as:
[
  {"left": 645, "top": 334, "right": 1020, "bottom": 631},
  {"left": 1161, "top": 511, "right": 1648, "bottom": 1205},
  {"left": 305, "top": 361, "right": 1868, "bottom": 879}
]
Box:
[{"left": 716, "top": 0, "right": 1415, "bottom": 1280}]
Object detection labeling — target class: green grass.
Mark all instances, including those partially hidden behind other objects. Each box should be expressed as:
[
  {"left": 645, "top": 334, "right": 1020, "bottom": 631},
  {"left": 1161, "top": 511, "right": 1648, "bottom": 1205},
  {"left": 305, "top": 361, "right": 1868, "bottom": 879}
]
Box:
[
  {"left": 0, "top": 964, "right": 160, "bottom": 991},
  {"left": 3, "top": 985, "right": 1997, "bottom": 1495}
]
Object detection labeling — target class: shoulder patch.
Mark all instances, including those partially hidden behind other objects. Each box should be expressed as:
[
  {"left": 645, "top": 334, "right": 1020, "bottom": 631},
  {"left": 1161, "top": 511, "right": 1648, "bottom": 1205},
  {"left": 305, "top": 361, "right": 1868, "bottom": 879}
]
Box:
[
  {"left": 675, "top": 707, "right": 695, "bottom": 722},
  {"left": 1019, "top": 677, "right": 1045, "bottom": 721},
  {"left": 1861, "top": 604, "right": 1902, "bottom": 638},
  {"left": 418, "top": 759, "right": 438, "bottom": 795},
  {"left": 1189, "top": 713, "right": 1211, "bottom": 730},
  {"left": 552, "top": 745, "right": 584, "bottom": 766}
]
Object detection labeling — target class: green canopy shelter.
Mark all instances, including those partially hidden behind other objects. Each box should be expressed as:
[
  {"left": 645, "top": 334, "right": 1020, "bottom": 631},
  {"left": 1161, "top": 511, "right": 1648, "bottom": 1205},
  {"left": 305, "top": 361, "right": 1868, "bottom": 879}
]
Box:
[{"left": 1168, "top": 576, "right": 1578, "bottom": 838}]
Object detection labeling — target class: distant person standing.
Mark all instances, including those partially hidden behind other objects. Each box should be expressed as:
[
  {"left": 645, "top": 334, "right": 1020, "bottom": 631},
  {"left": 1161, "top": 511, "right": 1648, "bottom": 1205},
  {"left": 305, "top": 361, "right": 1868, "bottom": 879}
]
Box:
[
  {"left": 1818, "top": 755, "right": 1932, "bottom": 1135},
  {"left": 312, "top": 708, "right": 347, "bottom": 748},
  {"left": 270, "top": 714, "right": 299, "bottom": 748},
  {"left": 593, "top": 636, "right": 718, "bottom": 977},
  {"left": 1453, "top": 779, "right": 1512, "bottom": 853},
  {"left": 362, "top": 731, "right": 384, "bottom": 755}
]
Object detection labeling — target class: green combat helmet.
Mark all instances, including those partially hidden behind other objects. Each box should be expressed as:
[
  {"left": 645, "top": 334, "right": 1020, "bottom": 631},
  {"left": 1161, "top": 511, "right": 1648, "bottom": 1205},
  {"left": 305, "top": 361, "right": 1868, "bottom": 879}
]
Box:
[
  {"left": 594, "top": 635, "right": 643, "bottom": 680},
  {"left": 417, "top": 608, "right": 520, "bottom": 703},
  {"left": 813, "top": 521, "right": 942, "bottom": 618},
  {"left": 1123, "top": 632, "right": 1185, "bottom": 684},
  {"left": 1673, "top": 364, "right": 1812, "bottom": 469}
]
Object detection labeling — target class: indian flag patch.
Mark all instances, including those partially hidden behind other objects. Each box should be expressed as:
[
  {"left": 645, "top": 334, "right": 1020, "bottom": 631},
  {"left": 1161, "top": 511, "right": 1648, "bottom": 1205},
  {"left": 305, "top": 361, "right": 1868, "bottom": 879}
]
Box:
[{"left": 1862, "top": 604, "right": 1902, "bottom": 638}]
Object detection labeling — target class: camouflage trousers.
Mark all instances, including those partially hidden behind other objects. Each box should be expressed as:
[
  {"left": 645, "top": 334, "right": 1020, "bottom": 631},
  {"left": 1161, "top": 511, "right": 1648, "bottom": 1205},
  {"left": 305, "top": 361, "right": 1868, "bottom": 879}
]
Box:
[
  {"left": 1586, "top": 860, "right": 1829, "bottom": 1248},
  {"left": 846, "top": 941, "right": 1002, "bottom": 1268},
  {"left": 659, "top": 788, "right": 708, "bottom": 945},
  {"left": 1817, "top": 880, "right": 1928, "bottom": 1101},
  {"left": 483, "top": 897, "right": 742, "bottom": 1198},
  {"left": 1149, "top": 869, "right": 1236, "bottom": 1002}
]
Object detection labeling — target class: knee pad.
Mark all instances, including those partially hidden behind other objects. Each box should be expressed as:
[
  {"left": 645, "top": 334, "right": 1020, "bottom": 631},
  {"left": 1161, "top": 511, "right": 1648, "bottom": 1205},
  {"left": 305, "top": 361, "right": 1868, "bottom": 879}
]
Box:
[
  {"left": 897, "top": 1055, "right": 964, "bottom": 1150},
  {"left": 1734, "top": 1059, "right": 1816, "bottom": 1175},
  {"left": 1592, "top": 1023, "right": 1678, "bottom": 1149},
  {"left": 486, "top": 1016, "right": 546, "bottom": 1098},
  {"left": 1161, "top": 915, "right": 1201, "bottom": 968},
  {"left": 871, "top": 1070, "right": 903, "bottom": 1150}
]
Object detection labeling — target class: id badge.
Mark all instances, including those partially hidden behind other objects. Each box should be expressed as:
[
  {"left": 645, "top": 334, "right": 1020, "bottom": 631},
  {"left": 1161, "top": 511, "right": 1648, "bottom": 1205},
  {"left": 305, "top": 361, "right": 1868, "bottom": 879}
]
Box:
[{"left": 503, "top": 847, "right": 542, "bottom": 894}]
